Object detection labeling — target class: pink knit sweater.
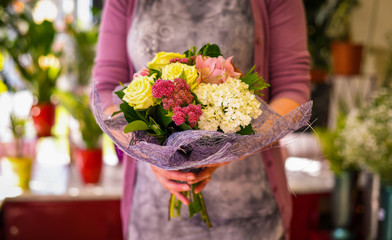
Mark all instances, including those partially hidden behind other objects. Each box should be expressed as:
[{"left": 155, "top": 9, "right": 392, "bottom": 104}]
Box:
[{"left": 93, "top": 0, "right": 310, "bottom": 239}]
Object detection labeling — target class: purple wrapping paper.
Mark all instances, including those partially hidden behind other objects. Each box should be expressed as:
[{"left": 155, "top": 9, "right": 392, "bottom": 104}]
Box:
[{"left": 92, "top": 85, "right": 312, "bottom": 170}]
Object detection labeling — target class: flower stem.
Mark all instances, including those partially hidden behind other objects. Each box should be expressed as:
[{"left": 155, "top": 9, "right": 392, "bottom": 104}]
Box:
[
  {"left": 197, "top": 191, "right": 212, "bottom": 228},
  {"left": 168, "top": 186, "right": 212, "bottom": 228},
  {"left": 169, "top": 193, "right": 176, "bottom": 220}
]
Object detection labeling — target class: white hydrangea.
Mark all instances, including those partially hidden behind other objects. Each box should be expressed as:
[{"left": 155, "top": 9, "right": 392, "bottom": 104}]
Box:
[{"left": 193, "top": 77, "right": 262, "bottom": 133}]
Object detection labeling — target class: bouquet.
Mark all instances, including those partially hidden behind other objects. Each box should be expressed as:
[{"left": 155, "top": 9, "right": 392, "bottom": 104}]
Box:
[{"left": 92, "top": 43, "right": 312, "bottom": 227}]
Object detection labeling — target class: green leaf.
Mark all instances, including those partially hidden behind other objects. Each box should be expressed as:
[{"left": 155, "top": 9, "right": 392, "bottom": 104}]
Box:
[
  {"left": 148, "top": 68, "right": 162, "bottom": 79},
  {"left": 111, "top": 110, "right": 122, "bottom": 117},
  {"left": 179, "top": 123, "right": 192, "bottom": 131},
  {"left": 198, "top": 43, "right": 222, "bottom": 58},
  {"left": 114, "top": 86, "right": 127, "bottom": 100},
  {"left": 120, "top": 102, "right": 141, "bottom": 123},
  {"left": 236, "top": 124, "right": 255, "bottom": 135},
  {"left": 240, "top": 66, "right": 270, "bottom": 96},
  {"left": 156, "top": 105, "right": 173, "bottom": 127},
  {"left": 191, "top": 92, "right": 203, "bottom": 106},
  {"left": 149, "top": 117, "right": 166, "bottom": 136},
  {"left": 175, "top": 198, "right": 182, "bottom": 217},
  {"left": 188, "top": 185, "right": 202, "bottom": 218},
  {"left": 184, "top": 46, "right": 197, "bottom": 58},
  {"left": 179, "top": 70, "right": 187, "bottom": 80},
  {"left": 124, "top": 120, "right": 150, "bottom": 133}
]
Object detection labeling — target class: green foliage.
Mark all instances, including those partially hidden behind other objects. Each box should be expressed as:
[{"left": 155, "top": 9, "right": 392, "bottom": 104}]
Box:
[
  {"left": 316, "top": 114, "right": 358, "bottom": 174},
  {"left": 0, "top": 2, "right": 62, "bottom": 103},
  {"left": 148, "top": 68, "right": 162, "bottom": 79},
  {"left": 197, "top": 43, "right": 222, "bottom": 58},
  {"left": 240, "top": 66, "right": 269, "bottom": 96},
  {"left": 124, "top": 120, "right": 150, "bottom": 133},
  {"left": 66, "top": 24, "right": 98, "bottom": 87},
  {"left": 236, "top": 124, "right": 255, "bottom": 135},
  {"left": 184, "top": 43, "right": 222, "bottom": 62},
  {"left": 55, "top": 90, "right": 102, "bottom": 149},
  {"left": 319, "top": 0, "right": 360, "bottom": 41}
]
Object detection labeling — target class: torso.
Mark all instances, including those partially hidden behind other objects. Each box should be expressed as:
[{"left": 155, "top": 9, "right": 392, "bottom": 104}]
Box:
[
  {"left": 126, "top": 0, "right": 283, "bottom": 239},
  {"left": 127, "top": 0, "right": 254, "bottom": 72}
]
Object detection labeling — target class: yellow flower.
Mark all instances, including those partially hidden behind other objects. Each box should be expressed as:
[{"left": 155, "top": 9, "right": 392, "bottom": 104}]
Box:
[
  {"left": 0, "top": 80, "right": 7, "bottom": 94},
  {"left": 123, "top": 75, "right": 155, "bottom": 110},
  {"left": 148, "top": 52, "right": 185, "bottom": 70},
  {"left": 161, "top": 62, "right": 198, "bottom": 89}
]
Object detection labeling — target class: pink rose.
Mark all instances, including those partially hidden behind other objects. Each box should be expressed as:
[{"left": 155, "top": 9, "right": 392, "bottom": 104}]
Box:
[
  {"left": 195, "top": 55, "right": 241, "bottom": 85},
  {"left": 133, "top": 68, "right": 150, "bottom": 78}
]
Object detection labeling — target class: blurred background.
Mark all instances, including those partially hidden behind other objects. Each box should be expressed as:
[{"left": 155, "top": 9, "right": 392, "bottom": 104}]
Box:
[{"left": 0, "top": 0, "right": 392, "bottom": 239}]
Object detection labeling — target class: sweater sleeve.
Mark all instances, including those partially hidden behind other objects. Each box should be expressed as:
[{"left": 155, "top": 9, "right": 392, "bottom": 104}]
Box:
[
  {"left": 92, "top": 0, "right": 131, "bottom": 110},
  {"left": 267, "top": 0, "right": 310, "bottom": 105}
]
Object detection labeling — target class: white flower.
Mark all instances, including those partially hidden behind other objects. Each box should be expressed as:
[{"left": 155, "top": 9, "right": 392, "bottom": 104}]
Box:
[{"left": 193, "top": 77, "right": 262, "bottom": 133}]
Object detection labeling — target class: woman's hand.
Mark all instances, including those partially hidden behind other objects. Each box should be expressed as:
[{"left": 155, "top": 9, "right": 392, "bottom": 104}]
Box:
[
  {"left": 150, "top": 166, "right": 196, "bottom": 205},
  {"left": 190, "top": 162, "right": 229, "bottom": 194},
  {"left": 150, "top": 162, "right": 229, "bottom": 205}
]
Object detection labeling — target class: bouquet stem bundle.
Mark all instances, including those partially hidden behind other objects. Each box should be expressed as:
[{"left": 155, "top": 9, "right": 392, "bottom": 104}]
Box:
[{"left": 169, "top": 184, "right": 211, "bottom": 228}]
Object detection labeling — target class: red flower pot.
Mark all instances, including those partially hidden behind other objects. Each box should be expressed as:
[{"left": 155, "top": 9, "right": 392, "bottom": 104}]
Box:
[
  {"left": 75, "top": 148, "right": 103, "bottom": 184},
  {"left": 31, "top": 103, "right": 56, "bottom": 137},
  {"left": 331, "top": 41, "right": 363, "bottom": 76}
]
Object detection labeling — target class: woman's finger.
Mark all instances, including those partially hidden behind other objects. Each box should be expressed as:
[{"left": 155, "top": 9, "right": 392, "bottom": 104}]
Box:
[
  {"left": 171, "top": 191, "right": 190, "bottom": 206},
  {"left": 186, "top": 166, "right": 217, "bottom": 185},
  {"left": 197, "top": 162, "right": 229, "bottom": 168},
  {"left": 153, "top": 171, "right": 191, "bottom": 192},
  {"left": 150, "top": 165, "right": 196, "bottom": 182},
  {"left": 194, "top": 177, "right": 211, "bottom": 194}
]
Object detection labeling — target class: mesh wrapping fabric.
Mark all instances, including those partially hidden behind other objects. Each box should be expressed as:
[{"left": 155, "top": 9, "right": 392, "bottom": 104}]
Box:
[{"left": 92, "top": 85, "right": 312, "bottom": 170}]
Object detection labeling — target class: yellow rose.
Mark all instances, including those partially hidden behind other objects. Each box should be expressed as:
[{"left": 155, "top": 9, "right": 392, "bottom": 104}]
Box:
[
  {"left": 148, "top": 52, "right": 185, "bottom": 70},
  {"left": 161, "top": 62, "right": 198, "bottom": 89},
  {"left": 123, "top": 75, "right": 155, "bottom": 110},
  {"left": 0, "top": 80, "right": 7, "bottom": 94}
]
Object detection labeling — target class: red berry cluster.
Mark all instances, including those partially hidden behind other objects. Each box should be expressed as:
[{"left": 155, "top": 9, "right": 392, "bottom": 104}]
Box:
[
  {"left": 152, "top": 78, "right": 194, "bottom": 111},
  {"left": 172, "top": 104, "right": 203, "bottom": 127},
  {"left": 152, "top": 79, "right": 175, "bottom": 98},
  {"left": 151, "top": 78, "right": 202, "bottom": 127}
]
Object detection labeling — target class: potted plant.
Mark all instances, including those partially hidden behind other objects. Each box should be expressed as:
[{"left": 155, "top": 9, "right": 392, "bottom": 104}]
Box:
[
  {"left": 339, "top": 88, "right": 392, "bottom": 240},
  {"left": 318, "top": 0, "right": 363, "bottom": 75},
  {"left": 56, "top": 91, "right": 103, "bottom": 184},
  {"left": 316, "top": 115, "right": 360, "bottom": 240},
  {"left": 0, "top": 1, "right": 62, "bottom": 137},
  {"left": 0, "top": 81, "right": 36, "bottom": 190}
]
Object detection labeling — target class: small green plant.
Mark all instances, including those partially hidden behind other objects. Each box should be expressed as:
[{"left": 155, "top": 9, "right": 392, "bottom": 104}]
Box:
[
  {"left": 318, "top": 0, "right": 360, "bottom": 42},
  {"left": 56, "top": 91, "right": 102, "bottom": 149}
]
